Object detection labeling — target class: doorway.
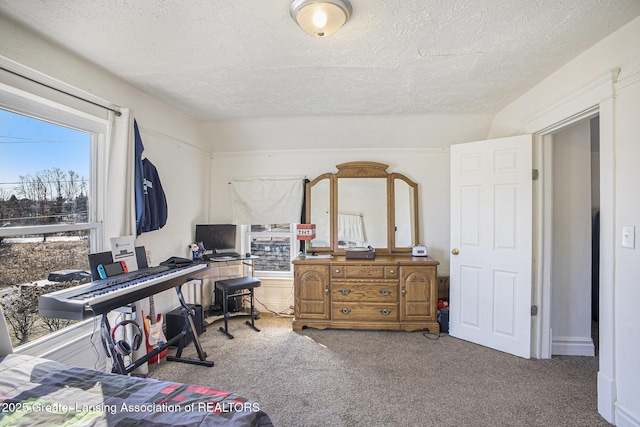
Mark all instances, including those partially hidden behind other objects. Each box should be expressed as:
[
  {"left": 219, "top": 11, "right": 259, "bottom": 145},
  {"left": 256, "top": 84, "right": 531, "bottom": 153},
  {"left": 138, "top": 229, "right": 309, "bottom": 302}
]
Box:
[
  {"left": 537, "top": 114, "right": 600, "bottom": 358},
  {"left": 547, "top": 116, "right": 599, "bottom": 356}
]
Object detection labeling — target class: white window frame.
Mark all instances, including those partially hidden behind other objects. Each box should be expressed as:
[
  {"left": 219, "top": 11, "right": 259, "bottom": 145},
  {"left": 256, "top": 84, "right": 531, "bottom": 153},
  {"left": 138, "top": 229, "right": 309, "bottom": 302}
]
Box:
[
  {"left": 241, "top": 224, "right": 297, "bottom": 279},
  {"left": 0, "top": 81, "right": 108, "bottom": 354}
]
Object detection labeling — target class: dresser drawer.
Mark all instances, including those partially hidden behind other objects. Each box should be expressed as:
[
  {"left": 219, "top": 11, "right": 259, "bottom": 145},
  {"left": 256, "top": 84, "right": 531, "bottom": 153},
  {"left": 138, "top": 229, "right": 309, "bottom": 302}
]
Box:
[
  {"left": 384, "top": 266, "right": 399, "bottom": 278},
  {"left": 344, "top": 265, "right": 385, "bottom": 278},
  {"left": 332, "top": 303, "right": 398, "bottom": 322},
  {"left": 332, "top": 283, "right": 397, "bottom": 302},
  {"left": 331, "top": 266, "right": 345, "bottom": 278},
  {"left": 332, "top": 265, "right": 399, "bottom": 279}
]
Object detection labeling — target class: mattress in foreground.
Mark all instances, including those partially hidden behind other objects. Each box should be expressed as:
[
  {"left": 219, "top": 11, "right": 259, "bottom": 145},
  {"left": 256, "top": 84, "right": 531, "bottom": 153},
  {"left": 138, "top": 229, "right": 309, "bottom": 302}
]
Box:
[{"left": 0, "top": 353, "right": 272, "bottom": 427}]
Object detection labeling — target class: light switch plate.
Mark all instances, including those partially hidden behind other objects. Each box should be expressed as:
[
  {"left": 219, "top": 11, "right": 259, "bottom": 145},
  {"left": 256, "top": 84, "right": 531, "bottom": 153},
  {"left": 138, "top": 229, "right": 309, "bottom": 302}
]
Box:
[{"left": 622, "top": 226, "right": 635, "bottom": 249}]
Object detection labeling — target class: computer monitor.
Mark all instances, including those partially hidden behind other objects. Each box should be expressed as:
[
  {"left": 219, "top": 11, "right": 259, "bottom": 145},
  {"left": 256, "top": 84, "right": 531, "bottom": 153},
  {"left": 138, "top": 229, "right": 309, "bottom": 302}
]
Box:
[{"left": 195, "top": 224, "right": 236, "bottom": 252}]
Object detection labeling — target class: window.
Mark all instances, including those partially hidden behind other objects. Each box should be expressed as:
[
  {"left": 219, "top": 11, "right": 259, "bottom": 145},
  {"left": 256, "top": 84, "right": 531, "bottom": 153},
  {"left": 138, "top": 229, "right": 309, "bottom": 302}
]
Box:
[
  {"left": 243, "top": 224, "right": 296, "bottom": 277},
  {"left": 0, "top": 106, "right": 104, "bottom": 349}
]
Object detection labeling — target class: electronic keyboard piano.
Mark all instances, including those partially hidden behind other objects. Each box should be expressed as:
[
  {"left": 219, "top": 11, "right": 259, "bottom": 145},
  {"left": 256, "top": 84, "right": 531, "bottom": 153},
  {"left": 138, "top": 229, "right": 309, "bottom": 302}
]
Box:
[{"left": 39, "top": 263, "right": 209, "bottom": 320}]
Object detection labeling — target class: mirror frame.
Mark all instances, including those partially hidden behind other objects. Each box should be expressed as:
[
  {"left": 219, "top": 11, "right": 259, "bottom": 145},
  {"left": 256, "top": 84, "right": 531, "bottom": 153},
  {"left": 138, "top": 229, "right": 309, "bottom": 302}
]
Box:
[
  {"left": 305, "top": 173, "right": 335, "bottom": 252},
  {"left": 389, "top": 173, "right": 419, "bottom": 253},
  {"left": 305, "top": 161, "right": 419, "bottom": 254}
]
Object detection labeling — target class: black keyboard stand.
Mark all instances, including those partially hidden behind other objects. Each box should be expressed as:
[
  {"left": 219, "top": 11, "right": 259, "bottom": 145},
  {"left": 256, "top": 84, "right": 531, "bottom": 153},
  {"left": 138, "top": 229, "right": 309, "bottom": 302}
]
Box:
[{"left": 102, "top": 282, "right": 213, "bottom": 375}]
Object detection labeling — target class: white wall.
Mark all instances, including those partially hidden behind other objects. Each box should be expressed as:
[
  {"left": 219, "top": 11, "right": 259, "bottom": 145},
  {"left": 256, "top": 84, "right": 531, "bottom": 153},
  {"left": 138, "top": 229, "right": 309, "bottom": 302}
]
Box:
[
  {"left": 590, "top": 117, "right": 600, "bottom": 217},
  {"left": 550, "top": 120, "right": 594, "bottom": 356},
  {"left": 200, "top": 114, "right": 493, "bottom": 153},
  {"left": 489, "top": 15, "right": 640, "bottom": 426},
  {"left": 0, "top": 15, "right": 211, "bottom": 364},
  {"left": 201, "top": 112, "right": 495, "bottom": 282},
  {"left": 210, "top": 149, "right": 451, "bottom": 269},
  {"left": 202, "top": 111, "right": 494, "bottom": 278}
]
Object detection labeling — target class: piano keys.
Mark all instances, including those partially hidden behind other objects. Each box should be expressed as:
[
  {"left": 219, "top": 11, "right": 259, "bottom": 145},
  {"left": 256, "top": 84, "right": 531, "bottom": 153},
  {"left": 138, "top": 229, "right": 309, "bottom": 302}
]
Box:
[{"left": 39, "top": 263, "right": 209, "bottom": 320}]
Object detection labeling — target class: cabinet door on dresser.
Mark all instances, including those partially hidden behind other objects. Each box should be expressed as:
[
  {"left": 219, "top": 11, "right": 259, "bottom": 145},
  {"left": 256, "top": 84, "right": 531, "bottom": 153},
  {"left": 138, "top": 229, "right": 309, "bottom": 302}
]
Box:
[
  {"left": 400, "top": 266, "right": 436, "bottom": 321},
  {"left": 294, "top": 265, "right": 330, "bottom": 319}
]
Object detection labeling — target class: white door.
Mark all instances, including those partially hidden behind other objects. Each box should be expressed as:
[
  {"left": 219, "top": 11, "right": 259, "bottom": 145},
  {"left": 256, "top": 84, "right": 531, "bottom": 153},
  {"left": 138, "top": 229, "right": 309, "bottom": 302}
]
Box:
[{"left": 449, "top": 135, "right": 533, "bottom": 358}]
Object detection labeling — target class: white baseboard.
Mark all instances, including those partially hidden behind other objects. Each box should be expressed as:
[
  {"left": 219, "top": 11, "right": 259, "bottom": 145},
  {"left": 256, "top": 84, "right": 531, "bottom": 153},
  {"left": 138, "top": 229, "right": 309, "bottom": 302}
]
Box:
[
  {"left": 551, "top": 336, "right": 595, "bottom": 356},
  {"left": 598, "top": 371, "right": 616, "bottom": 423},
  {"left": 615, "top": 401, "right": 640, "bottom": 427}
]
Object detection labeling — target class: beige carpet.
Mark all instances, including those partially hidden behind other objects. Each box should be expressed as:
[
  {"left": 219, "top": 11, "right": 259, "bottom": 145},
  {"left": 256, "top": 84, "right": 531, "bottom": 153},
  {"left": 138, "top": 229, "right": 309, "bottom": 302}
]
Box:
[{"left": 149, "top": 314, "right": 609, "bottom": 427}]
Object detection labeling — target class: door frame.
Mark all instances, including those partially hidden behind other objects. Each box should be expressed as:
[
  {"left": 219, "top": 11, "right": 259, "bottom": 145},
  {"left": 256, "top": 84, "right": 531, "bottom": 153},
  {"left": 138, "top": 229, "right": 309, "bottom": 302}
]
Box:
[
  {"left": 532, "top": 107, "right": 599, "bottom": 360},
  {"left": 525, "top": 70, "right": 617, "bottom": 421}
]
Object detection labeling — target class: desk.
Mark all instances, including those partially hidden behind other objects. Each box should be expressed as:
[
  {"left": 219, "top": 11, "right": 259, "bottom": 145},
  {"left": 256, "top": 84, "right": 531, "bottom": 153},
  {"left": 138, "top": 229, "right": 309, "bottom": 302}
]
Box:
[{"left": 203, "top": 255, "right": 258, "bottom": 276}]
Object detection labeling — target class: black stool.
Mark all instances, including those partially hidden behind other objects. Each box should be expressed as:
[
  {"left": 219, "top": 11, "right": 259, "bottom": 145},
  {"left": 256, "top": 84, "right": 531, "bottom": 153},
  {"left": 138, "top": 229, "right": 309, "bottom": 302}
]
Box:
[{"left": 215, "top": 276, "right": 261, "bottom": 339}]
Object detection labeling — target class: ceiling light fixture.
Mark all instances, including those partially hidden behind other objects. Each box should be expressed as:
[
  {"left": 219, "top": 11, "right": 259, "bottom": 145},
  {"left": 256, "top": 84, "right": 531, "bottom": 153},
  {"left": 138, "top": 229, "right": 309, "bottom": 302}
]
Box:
[{"left": 290, "top": 0, "right": 352, "bottom": 38}]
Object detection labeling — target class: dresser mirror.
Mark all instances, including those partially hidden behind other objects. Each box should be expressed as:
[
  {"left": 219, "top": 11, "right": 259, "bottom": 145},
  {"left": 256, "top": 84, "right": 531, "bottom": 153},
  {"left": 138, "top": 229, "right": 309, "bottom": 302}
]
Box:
[
  {"left": 391, "top": 174, "right": 418, "bottom": 251},
  {"left": 336, "top": 177, "right": 388, "bottom": 249},
  {"left": 305, "top": 161, "right": 418, "bottom": 254},
  {"left": 307, "top": 174, "right": 333, "bottom": 250}
]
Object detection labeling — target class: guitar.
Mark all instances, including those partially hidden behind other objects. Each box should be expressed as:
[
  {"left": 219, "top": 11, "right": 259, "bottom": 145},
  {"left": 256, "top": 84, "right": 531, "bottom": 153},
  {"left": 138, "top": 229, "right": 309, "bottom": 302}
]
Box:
[{"left": 142, "top": 295, "right": 168, "bottom": 363}]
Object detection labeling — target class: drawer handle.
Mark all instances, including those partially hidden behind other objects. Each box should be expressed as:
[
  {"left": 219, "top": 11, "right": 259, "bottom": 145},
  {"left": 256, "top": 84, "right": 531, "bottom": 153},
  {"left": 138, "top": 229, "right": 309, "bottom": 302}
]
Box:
[
  {"left": 388, "top": 270, "right": 395, "bottom": 275},
  {"left": 325, "top": 285, "right": 329, "bottom": 295},
  {"left": 379, "top": 309, "right": 392, "bottom": 316},
  {"left": 339, "top": 308, "right": 351, "bottom": 315},
  {"left": 339, "top": 289, "right": 351, "bottom": 295},
  {"left": 335, "top": 269, "right": 341, "bottom": 274},
  {"left": 378, "top": 289, "right": 391, "bottom": 296}
]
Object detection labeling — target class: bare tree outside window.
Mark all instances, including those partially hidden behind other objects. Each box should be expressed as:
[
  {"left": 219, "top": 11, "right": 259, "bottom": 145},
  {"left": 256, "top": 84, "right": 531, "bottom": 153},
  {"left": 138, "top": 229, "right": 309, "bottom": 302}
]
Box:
[{"left": 0, "top": 108, "right": 94, "bottom": 348}]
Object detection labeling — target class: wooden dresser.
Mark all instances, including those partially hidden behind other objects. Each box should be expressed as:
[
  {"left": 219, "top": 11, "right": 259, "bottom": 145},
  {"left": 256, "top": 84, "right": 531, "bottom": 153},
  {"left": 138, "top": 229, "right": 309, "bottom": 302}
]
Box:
[{"left": 292, "top": 255, "right": 440, "bottom": 333}]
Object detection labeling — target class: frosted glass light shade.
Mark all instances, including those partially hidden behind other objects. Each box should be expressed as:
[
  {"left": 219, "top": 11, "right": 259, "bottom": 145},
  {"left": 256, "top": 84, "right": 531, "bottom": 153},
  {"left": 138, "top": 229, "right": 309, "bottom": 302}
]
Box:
[{"left": 290, "top": 0, "right": 352, "bottom": 38}]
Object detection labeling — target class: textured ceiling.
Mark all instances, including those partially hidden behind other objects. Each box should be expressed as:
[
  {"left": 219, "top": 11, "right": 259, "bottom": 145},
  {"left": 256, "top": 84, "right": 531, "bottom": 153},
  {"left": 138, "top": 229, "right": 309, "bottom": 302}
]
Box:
[{"left": 1, "top": 0, "right": 639, "bottom": 121}]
